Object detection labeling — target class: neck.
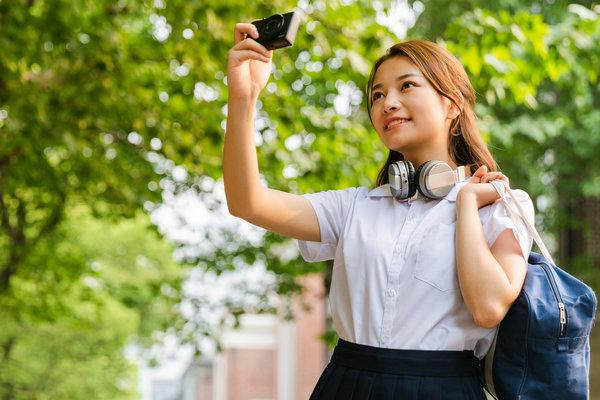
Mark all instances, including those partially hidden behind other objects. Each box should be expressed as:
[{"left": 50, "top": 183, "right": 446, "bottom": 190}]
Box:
[{"left": 404, "top": 152, "right": 457, "bottom": 171}]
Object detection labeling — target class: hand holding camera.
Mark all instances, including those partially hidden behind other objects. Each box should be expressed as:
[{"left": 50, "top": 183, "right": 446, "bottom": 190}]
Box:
[
  {"left": 251, "top": 12, "right": 299, "bottom": 50},
  {"left": 227, "top": 12, "right": 298, "bottom": 99}
]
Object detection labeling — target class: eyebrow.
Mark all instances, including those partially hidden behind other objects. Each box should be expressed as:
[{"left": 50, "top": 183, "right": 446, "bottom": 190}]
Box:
[{"left": 372, "top": 73, "right": 421, "bottom": 91}]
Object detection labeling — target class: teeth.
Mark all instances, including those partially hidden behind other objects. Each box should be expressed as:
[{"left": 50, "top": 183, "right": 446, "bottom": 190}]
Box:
[{"left": 387, "top": 119, "right": 410, "bottom": 129}]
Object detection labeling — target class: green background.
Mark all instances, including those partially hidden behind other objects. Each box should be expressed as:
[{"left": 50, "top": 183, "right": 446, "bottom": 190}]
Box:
[{"left": 1, "top": 0, "right": 599, "bottom": 398}]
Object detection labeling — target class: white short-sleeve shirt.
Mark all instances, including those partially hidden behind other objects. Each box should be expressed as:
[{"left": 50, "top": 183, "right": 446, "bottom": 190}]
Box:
[{"left": 298, "top": 180, "right": 534, "bottom": 358}]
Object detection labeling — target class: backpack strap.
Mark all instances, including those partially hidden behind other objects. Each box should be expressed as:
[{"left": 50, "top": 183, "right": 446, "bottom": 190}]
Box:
[
  {"left": 489, "top": 180, "right": 556, "bottom": 266},
  {"left": 482, "top": 329, "right": 499, "bottom": 399}
]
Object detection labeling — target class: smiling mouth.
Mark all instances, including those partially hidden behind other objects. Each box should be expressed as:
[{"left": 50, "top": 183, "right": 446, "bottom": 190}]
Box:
[{"left": 385, "top": 118, "right": 411, "bottom": 130}]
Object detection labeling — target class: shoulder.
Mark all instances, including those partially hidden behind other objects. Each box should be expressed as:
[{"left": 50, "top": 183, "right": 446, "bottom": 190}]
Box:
[
  {"left": 501, "top": 188, "right": 534, "bottom": 216},
  {"left": 301, "top": 185, "right": 391, "bottom": 219},
  {"left": 302, "top": 186, "right": 373, "bottom": 203},
  {"left": 479, "top": 187, "right": 535, "bottom": 233},
  {"left": 511, "top": 188, "right": 534, "bottom": 208},
  {"left": 505, "top": 187, "right": 535, "bottom": 225}
]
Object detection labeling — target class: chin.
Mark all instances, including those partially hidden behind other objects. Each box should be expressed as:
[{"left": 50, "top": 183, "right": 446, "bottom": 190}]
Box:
[{"left": 383, "top": 141, "right": 407, "bottom": 153}]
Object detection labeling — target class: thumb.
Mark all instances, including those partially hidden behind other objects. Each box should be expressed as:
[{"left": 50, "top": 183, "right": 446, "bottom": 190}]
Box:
[{"left": 471, "top": 165, "right": 488, "bottom": 183}]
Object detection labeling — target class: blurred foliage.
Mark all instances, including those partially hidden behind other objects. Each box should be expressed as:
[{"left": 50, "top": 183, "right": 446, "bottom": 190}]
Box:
[
  {"left": 1, "top": 0, "right": 599, "bottom": 397},
  {"left": 439, "top": 3, "right": 600, "bottom": 287},
  {"left": 0, "top": 207, "right": 181, "bottom": 398},
  {"left": 411, "top": 0, "right": 596, "bottom": 39}
]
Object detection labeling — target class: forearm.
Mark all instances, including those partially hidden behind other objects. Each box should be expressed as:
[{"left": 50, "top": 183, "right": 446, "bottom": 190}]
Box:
[
  {"left": 222, "top": 95, "right": 320, "bottom": 241},
  {"left": 223, "top": 94, "right": 264, "bottom": 218},
  {"left": 455, "top": 192, "right": 516, "bottom": 327},
  {"left": 221, "top": 23, "right": 320, "bottom": 241}
]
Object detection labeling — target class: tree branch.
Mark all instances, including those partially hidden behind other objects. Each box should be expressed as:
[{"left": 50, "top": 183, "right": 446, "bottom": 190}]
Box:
[
  {"left": 0, "top": 170, "right": 21, "bottom": 295},
  {"left": 0, "top": 147, "right": 22, "bottom": 169},
  {"left": 0, "top": 171, "right": 14, "bottom": 240},
  {"left": 0, "top": 335, "right": 16, "bottom": 400}
]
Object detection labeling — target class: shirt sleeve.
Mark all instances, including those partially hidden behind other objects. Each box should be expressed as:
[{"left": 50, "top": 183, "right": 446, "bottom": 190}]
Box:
[
  {"left": 480, "top": 188, "right": 535, "bottom": 260},
  {"left": 297, "top": 187, "right": 359, "bottom": 262}
]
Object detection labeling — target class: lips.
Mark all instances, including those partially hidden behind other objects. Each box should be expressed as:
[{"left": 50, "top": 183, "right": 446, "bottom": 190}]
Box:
[{"left": 385, "top": 118, "right": 411, "bottom": 130}]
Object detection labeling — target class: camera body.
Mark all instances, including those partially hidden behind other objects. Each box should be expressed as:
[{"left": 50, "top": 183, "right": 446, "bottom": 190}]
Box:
[{"left": 252, "top": 11, "right": 299, "bottom": 50}]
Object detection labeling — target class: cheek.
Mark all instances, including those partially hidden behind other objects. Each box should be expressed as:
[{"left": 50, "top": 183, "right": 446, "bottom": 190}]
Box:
[
  {"left": 375, "top": 121, "right": 387, "bottom": 139},
  {"left": 371, "top": 106, "right": 385, "bottom": 131}
]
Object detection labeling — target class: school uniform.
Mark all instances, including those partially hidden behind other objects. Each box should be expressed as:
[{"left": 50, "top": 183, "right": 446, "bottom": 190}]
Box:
[{"left": 298, "top": 180, "right": 534, "bottom": 399}]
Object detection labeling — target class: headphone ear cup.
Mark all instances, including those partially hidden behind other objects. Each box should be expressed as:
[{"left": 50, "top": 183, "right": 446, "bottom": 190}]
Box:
[
  {"left": 405, "top": 161, "right": 416, "bottom": 198},
  {"left": 388, "top": 160, "right": 416, "bottom": 200},
  {"left": 416, "top": 160, "right": 456, "bottom": 200},
  {"left": 415, "top": 160, "right": 437, "bottom": 199}
]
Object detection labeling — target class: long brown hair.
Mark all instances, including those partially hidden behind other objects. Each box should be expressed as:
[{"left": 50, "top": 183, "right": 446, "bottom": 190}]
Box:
[{"left": 367, "top": 40, "right": 497, "bottom": 186}]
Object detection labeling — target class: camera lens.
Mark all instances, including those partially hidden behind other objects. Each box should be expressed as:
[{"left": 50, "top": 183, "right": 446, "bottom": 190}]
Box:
[{"left": 263, "top": 14, "right": 283, "bottom": 35}]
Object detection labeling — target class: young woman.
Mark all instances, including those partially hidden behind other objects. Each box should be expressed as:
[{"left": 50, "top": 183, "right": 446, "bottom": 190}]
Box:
[{"left": 224, "top": 23, "right": 534, "bottom": 399}]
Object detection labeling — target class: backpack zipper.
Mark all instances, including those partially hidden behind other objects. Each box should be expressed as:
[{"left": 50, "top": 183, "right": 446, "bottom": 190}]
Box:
[{"left": 539, "top": 261, "right": 567, "bottom": 337}]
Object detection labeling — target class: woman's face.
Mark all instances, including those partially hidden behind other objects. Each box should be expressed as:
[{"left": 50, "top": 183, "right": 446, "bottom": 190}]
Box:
[{"left": 370, "top": 56, "right": 456, "bottom": 165}]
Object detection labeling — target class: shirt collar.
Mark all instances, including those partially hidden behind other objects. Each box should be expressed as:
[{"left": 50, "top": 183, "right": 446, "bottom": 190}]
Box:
[
  {"left": 366, "top": 184, "right": 399, "bottom": 199},
  {"left": 444, "top": 179, "right": 469, "bottom": 202},
  {"left": 367, "top": 178, "right": 472, "bottom": 202}
]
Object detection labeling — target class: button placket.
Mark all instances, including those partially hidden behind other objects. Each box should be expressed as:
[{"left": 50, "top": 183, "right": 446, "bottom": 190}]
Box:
[{"left": 380, "top": 208, "right": 416, "bottom": 346}]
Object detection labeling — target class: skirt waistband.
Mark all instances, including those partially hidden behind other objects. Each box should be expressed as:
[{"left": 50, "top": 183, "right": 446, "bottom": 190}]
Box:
[{"left": 331, "top": 339, "right": 480, "bottom": 377}]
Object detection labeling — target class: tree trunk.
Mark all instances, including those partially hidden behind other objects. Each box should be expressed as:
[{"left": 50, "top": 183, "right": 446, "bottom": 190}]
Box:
[{"left": 559, "top": 196, "right": 600, "bottom": 268}]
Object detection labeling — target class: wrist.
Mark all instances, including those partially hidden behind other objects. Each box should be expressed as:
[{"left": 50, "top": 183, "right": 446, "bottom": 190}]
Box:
[
  {"left": 457, "top": 183, "right": 500, "bottom": 209},
  {"left": 228, "top": 89, "right": 260, "bottom": 104},
  {"left": 456, "top": 189, "right": 478, "bottom": 208},
  {"left": 227, "top": 91, "right": 260, "bottom": 117}
]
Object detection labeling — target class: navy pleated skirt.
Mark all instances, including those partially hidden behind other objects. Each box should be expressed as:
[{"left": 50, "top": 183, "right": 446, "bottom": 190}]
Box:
[{"left": 310, "top": 339, "right": 486, "bottom": 400}]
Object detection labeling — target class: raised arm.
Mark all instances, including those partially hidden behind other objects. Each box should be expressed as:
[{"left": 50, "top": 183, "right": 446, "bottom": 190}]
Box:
[
  {"left": 455, "top": 167, "right": 527, "bottom": 328},
  {"left": 223, "top": 23, "right": 320, "bottom": 242}
]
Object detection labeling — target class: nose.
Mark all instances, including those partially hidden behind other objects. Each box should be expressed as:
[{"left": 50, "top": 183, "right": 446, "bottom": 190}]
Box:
[{"left": 383, "top": 92, "right": 400, "bottom": 113}]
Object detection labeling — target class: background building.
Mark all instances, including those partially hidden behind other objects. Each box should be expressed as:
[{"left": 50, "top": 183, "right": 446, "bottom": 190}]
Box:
[{"left": 150, "top": 274, "right": 329, "bottom": 400}]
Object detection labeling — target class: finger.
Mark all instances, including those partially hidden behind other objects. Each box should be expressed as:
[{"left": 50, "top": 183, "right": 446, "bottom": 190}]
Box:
[
  {"left": 470, "top": 165, "right": 487, "bottom": 183},
  {"left": 233, "top": 37, "right": 270, "bottom": 56},
  {"left": 230, "top": 48, "right": 272, "bottom": 64},
  {"left": 492, "top": 175, "right": 509, "bottom": 184},
  {"left": 234, "top": 23, "right": 259, "bottom": 44},
  {"left": 473, "top": 165, "right": 487, "bottom": 177},
  {"left": 482, "top": 172, "right": 508, "bottom": 183},
  {"left": 229, "top": 38, "right": 271, "bottom": 63},
  {"left": 498, "top": 173, "right": 509, "bottom": 183}
]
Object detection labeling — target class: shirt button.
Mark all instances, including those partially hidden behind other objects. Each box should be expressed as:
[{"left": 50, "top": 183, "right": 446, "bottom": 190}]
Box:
[
  {"left": 381, "top": 335, "right": 388, "bottom": 344},
  {"left": 387, "top": 289, "right": 397, "bottom": 297}
]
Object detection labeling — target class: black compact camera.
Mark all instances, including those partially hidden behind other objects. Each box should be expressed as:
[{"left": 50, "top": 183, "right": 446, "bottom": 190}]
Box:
[{"left": 252, "top": 11, "right": 300, "bottom": 50}]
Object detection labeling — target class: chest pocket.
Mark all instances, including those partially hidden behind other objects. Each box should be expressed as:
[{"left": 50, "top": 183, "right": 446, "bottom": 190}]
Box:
[{"left": 414, "top": 223, "right": 458, "bottom": 291}]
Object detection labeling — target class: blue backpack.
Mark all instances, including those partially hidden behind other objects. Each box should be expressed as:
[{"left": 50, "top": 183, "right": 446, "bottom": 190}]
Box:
[{"left": 484, "top": 182, "right": 597, "bottom": 400}]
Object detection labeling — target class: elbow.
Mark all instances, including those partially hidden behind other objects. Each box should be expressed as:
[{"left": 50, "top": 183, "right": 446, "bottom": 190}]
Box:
[
  {"left": 224, "top": 187, "right": 250, "bottom": 220},
  {"left": 471, "top": 304, "right": 507, "bottom": 329},
  {"left": 226, "top": 201, "right": 243, "bottom": 218},
  {"left": 226, "top": 197, "right": 259, "bottom": 223},
  {"left": 469, "top": 285, "right": 522, "bottom": 328},
  {"left": 473, "top": 313, "right": 502, "bottom": 329},
  {"left": 227, "top": 201, "right": 251, "bottom": 221},
  {"left": 223, "top": 182, "right": 262, "bottom": 222}
]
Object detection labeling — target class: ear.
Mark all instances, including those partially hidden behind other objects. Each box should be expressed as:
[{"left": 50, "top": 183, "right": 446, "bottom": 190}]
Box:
[{"left": 446, "top": 90, "right": 464, "bottom": 120}]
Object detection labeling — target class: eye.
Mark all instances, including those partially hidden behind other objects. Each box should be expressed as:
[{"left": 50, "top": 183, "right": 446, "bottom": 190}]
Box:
[
  {"left": 401, "top": 82, "right": 416, "bottom": 91},
  {"left": 372, "top": 92, "right": 384, "bottom": 102}
]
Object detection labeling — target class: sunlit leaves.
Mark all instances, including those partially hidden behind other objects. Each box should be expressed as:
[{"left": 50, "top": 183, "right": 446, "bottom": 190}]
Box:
[
  {"left": 0, "top": 207, "right": 181, "bottom": 398},
  {"left": 2, "top": 2, "right": 600, "bottom": 396},
  {"left": 438, "top": 2, "right": 600, "bottom": 276}
]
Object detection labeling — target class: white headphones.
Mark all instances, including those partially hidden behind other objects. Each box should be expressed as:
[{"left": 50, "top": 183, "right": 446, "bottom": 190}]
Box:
[{"left": 388, "top": 160, "right": 468, "bottom": 200}]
